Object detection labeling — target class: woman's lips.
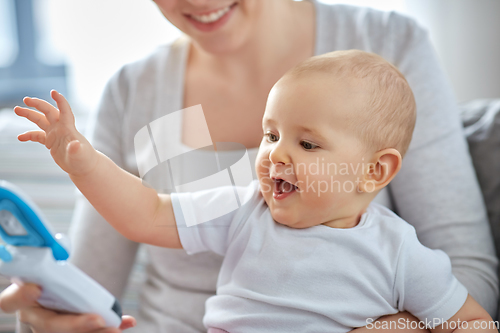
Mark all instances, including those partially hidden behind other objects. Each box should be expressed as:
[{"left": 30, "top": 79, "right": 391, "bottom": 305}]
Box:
[{"left": 184, "top": 3, "right": 237, "bottom": 33}]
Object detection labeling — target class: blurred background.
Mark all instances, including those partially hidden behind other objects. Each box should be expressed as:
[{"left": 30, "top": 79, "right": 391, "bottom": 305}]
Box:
[{"left": 0, "top": 0, "right": 499, "bottom": 331}]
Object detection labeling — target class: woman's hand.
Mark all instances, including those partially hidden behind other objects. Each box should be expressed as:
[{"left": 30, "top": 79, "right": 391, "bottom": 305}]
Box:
[
  {"left": 351, "top": 311, "right": 429, "bottom": 333},
  {"left": 0, "top": 283, "right": 136, "bottom": 333},
  {"left": 14, "top": 90, "right": 98, "bottom": 177}
]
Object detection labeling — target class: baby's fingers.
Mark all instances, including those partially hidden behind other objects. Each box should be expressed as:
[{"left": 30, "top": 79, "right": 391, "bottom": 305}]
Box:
[
  {"left": 14, "top": 106, "right": 50, "bottom": 131},
  {"left": 23, "top": 97, "right": 59, "bottom": 124},
  {"left": 51, "top": 90, "right": 75, "bottom": 124},
  {"left": 18, "top": 131, "right": 47, "bottom": 145}
]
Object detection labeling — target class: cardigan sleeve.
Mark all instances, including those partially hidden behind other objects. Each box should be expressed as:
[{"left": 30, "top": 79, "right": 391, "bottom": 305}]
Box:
[
  {"left": 385, "top": 11, "right": 498, "bottom": 316},
  {"left": 315, "top": 4, "right": 498, "bottom": 314}
]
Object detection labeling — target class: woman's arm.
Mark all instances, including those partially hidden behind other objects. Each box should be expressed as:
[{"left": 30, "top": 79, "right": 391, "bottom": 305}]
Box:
[
  {"left": 68, "top": 67, "right": 142, "bottom": 298},
  {"left": 385, "top": 13, "right": 498, "bottom": 316},
  {"left": 322, "top": 6, "right": 498, "bottom": 324},
  {"left": 68, "top": 196, "right": 140, "bottom": 299},
  {"left": 351, "top": 312, "right": 429, "bottom": 333},
  {"left": 318, "top": 4, "right": 497, "bottom": 314},
  {"left": 432, "top": 295, "right": 495, "bottom": 333},
  {"left": 351, "top": 302, "right": 496, "bottom": 333}
]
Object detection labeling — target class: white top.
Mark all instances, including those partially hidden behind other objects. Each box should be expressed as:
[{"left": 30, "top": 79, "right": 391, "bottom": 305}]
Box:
[
  {"left": 63, "top": 2, "right": 498, "bottom": 333},
  {"left": 172, "top": 181, "right": 468, "bottom": 332}
]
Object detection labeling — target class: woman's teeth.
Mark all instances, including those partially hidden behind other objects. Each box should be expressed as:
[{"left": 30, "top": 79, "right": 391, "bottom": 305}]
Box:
[{"left": 190, "top": 5, "right": 231, "bottom": 23}]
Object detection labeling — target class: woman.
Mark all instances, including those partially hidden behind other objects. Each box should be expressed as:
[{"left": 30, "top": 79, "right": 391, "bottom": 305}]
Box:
[{"left": 2, "top": 0, "right": 497, "bottom": 332}]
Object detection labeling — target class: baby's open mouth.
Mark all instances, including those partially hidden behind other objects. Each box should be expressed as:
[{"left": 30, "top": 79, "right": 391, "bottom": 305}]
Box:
[{"left": 273, "top": 178, "right": 299, "bottom": 196}]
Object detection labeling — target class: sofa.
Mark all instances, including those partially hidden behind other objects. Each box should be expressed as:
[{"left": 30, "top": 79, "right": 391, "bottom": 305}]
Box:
[{"left": 459, "top": 99, "right": 500, "bottom": 320}]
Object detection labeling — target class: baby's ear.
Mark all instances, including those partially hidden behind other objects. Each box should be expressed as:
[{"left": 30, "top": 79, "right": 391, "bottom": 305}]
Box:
[{"left": 358, "top": 148, "right": 402, "bottom": 193}]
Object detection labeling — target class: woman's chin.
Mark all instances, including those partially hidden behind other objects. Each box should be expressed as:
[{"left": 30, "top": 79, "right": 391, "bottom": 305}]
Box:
[
  {"left": 187, "top": 14, "right": 253, "bottom": 54},
  {"left": 191, "top": 30, "right": 248, "bottom": 55}
]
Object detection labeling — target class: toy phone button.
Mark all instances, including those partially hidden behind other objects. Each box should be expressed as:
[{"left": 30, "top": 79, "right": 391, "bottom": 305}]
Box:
[{"left": 0, "top": 245, "right": 12, "bottom": 262}]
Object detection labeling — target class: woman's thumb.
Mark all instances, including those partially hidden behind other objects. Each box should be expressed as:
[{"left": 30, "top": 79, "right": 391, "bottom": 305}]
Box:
[{"left": 0, "top": 284, "right": 41, "bottom": 313}]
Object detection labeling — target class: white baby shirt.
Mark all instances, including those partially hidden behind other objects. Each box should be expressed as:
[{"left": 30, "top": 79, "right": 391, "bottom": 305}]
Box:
[{"left": 171, "top": 180, "right": 468, "bottom": 333}]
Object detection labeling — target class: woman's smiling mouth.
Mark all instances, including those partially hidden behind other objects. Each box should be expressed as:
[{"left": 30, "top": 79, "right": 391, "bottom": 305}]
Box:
[
  {"left": 189, "top": 5, "right": 233, "bottom": 23},
  {"left": 184, "top": 3, "right": 238, "bottom": 32}
]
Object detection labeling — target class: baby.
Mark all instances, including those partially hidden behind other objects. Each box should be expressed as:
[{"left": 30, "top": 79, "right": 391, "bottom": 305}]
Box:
[{"left": 15, "top": 50, "right": 495, "bottom": 332}]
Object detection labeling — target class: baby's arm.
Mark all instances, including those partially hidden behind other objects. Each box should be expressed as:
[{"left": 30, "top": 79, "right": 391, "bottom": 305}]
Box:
[
  {"left": 14, "top": 91, "right": 181, "bottom": 249},
  {"left": 431, "top": 295, "right": 495, "bottom": 333}
]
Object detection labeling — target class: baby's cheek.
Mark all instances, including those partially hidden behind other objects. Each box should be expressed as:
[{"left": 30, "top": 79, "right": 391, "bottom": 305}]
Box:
[
  {"left": 300, "top": 176, "right": 352, "bottom": 206},
  {"left": 258, "top": 179, "right": 273, "bottom": 202},
  {"left": 255, "top": 154, "right": 271, "bottom": 179}
]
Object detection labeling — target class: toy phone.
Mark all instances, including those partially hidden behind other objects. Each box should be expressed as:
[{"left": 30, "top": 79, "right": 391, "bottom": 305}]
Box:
[{"left": 0, "top": 180, "right": 122, "bottom": 327}]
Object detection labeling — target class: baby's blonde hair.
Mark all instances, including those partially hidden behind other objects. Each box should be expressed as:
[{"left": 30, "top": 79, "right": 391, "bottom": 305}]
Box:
[{"left": 287, "top": 50, "right": 416, "bottom": 157}]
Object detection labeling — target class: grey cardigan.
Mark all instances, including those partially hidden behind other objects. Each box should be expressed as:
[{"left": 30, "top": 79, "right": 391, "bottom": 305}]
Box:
[{"left": 32, "top": 2, "right": 496, "bottom": 333}]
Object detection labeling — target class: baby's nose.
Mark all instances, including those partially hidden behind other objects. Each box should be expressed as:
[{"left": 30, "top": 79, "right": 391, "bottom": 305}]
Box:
[{"left": 269, "top": 144, "right": 291, "bottom": 166}]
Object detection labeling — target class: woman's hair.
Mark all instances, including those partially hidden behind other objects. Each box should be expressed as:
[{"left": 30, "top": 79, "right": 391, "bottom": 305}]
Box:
[{"left": 287, "top": 50, "right": 417, "bottom": 157}]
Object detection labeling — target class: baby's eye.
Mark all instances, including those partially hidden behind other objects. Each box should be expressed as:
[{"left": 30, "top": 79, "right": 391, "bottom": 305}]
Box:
[
  {"left": 301, "top": 141, "right": 318, "bottom": 150},
  {"left": 265, "top": 133, "right": 279, "bottom": 142}
]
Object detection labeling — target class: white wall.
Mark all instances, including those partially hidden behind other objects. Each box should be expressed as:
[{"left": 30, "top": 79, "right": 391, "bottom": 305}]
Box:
[
  {"left": 318, "top": 0, "right": 500, "bottom": 102},
  {"left": 7, "top": 0, "right": 182, "bottom": 113},
  {"left": 405, "top": 0, "right": 500, "bottom": 102},
  {"left": 38, "top": 0, "right": 181, "bottom": 113}
]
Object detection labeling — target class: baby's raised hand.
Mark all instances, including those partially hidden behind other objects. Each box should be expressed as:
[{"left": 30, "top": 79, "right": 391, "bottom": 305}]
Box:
[{"left": 14, "top": 90, "right": 98, "bottom": 177}]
